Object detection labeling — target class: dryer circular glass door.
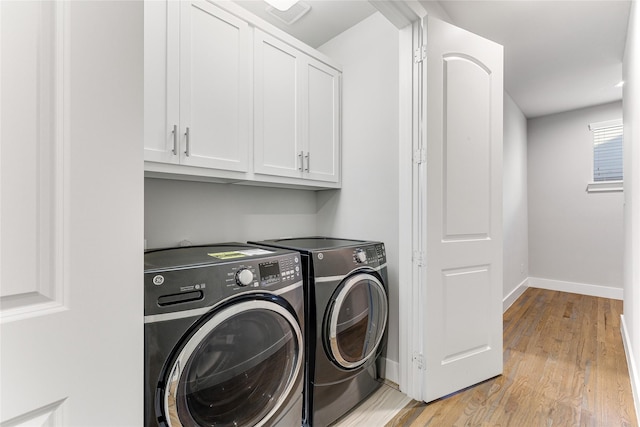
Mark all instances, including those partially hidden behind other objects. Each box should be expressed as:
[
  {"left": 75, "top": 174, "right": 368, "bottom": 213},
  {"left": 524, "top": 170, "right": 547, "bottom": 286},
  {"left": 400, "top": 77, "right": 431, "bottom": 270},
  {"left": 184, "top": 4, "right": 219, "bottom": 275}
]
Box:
[
  {"left": 162, "top": 299, "right": 303, "bottom": 427},
  {"left": 325, "top": 272, "right": 388, "bottom": 369}
]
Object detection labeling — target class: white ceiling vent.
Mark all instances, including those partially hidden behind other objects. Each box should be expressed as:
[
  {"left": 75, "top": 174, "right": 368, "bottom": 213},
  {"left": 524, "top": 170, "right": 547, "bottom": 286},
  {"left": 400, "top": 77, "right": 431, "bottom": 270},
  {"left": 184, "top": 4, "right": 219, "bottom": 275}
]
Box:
[{"left": 266, "top": 2, "right": 311, "bottom": 26}]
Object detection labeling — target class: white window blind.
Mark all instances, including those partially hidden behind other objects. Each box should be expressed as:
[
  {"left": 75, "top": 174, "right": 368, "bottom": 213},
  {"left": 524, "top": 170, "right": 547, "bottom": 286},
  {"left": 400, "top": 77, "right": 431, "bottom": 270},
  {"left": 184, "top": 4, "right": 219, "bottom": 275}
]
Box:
[{"left": 589, "top": 119, "right": 623, "bottom": 182}]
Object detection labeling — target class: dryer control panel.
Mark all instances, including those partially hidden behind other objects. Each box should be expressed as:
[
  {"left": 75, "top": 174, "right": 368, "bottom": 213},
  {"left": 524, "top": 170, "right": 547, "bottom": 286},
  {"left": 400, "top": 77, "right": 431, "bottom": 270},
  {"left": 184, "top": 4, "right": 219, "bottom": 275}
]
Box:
[
  {"left": 353, "top": 244, "right": 385, "bottom": 265},
  {"left": 307, "top": 242, "right": 386, "bottom": 279}
]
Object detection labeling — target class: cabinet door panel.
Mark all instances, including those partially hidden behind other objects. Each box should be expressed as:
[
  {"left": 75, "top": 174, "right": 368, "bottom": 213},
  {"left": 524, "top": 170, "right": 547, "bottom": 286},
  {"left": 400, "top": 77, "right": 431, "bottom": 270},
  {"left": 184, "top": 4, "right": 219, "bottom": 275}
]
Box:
[
  {"left": 254, "top": 30, "right": 302, "bottom": 178},
  {"left": 144, "top": 0, "right": 179, "bottom": 163},
  {"left": 305, "top": 60, "right": 340, "bottom": 183},
  {"left": 180, "top": 1, "right": 249, "bottom": 171}
]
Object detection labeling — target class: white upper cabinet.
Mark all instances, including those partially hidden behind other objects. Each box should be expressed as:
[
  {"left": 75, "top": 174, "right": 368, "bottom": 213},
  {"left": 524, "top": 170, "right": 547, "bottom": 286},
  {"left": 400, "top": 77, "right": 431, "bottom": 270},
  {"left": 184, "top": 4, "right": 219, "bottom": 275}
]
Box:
[
  {"left": 304, "top": 59, "right": 341, "bottom": 183},
  {"left": 144, "top": 1, "right": 341, "bottom": 188},
  {"left": 144, "top": 1, "right": 250, "bottom": 172},
  {"left": 144, "top": 0, "right": 180, "bottom": 164},
  {"left": 180, "top": 1, "right": 249, "bottom": 171},
  {"left": 254, "top": 31, "right": 300, "bottom": 179},
  {"left": 254, "top": 30, "right": 341, "bottom": 183}
]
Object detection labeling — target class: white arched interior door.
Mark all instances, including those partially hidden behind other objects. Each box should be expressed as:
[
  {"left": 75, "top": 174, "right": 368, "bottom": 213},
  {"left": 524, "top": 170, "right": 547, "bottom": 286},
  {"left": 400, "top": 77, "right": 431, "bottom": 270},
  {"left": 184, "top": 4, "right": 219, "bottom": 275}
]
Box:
[{"left": 421, "top": 15, "right": 504, "bottom": 402}]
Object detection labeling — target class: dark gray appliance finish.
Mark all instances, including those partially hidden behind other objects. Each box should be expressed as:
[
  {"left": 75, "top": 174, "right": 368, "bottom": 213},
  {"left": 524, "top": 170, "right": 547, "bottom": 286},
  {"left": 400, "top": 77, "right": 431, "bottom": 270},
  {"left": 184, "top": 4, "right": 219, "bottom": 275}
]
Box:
[
  {"left": 249, "top": 237, "right": 389, "bottom": 427},
  {"left": 144, "top": 243, "right": 305, "bottom": 427}
]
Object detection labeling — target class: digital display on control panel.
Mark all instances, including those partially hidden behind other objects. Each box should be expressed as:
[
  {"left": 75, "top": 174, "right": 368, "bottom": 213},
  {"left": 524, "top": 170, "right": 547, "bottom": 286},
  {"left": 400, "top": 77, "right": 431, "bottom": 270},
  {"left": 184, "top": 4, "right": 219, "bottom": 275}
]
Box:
[{"left": 259, "top": 261, "right": 280, "bottom": 284}]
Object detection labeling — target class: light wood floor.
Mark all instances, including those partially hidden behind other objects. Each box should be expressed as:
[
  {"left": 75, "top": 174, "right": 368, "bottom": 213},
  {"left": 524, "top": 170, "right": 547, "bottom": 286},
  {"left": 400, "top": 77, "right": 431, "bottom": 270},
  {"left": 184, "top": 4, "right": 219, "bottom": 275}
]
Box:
[
  {"left": 330, "top": 382, "right": 412, "bottom": 426},
  {"left": 336, "top": 288, "right": 638, "bottom": 426}
]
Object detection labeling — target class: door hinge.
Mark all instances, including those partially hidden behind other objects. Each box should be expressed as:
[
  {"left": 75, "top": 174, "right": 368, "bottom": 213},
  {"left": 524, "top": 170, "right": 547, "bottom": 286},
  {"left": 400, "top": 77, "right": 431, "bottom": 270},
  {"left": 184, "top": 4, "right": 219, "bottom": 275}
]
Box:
[
  {"left": 414, "top": 45, "right": 426, "bottom": 63},
  {"left": 412, "top": 250, "right": 426, "bottom": 267},
  {"left": 413, "top": 148, "right": 426, "bottom": 164},
  {"left": 413, "top": 352, "right": 425, "bottom": 370}
]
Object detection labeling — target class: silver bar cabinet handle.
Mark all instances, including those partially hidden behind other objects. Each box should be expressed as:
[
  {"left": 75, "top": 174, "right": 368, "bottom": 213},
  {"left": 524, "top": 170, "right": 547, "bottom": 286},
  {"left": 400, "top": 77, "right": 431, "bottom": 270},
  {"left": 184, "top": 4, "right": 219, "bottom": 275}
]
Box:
[
  {"left": 185, "top": 127, "right": 191, "bottom": 157},
  {"left": 304, "top": 152, "right": 310, "bottom": 172},
  {"left": 298, "top": 151, "right": 304, "bottom": 171},
  {"left": 171, "top": 124, "right": 177, "bottom": 155}
]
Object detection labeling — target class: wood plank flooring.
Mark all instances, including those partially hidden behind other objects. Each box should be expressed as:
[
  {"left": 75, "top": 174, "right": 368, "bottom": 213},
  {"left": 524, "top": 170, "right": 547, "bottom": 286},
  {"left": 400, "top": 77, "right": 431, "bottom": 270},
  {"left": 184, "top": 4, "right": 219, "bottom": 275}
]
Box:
[
  {"left": 336, "top": 288, "right": 638, "bottom": 427},
  {"left": 372, "top": 288, "right": 637, "bottom": 426}
]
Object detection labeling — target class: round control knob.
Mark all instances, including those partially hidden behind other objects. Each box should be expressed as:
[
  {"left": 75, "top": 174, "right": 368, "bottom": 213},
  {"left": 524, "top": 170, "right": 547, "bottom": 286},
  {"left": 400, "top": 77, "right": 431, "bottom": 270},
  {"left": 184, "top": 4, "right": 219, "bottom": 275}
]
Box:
[
  {"left": 235, "top": 268, "right": 254, "bottom": 287},
  {"left": 355, "top": 249, "right": 367, "bottom": 264}
]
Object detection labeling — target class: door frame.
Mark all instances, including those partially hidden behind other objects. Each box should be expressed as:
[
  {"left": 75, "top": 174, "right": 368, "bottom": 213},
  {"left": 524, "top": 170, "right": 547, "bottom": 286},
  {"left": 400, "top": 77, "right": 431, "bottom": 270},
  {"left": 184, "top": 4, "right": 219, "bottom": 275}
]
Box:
[
  {"left": 370, "top": 0, "right": 426, "bottom": 401},
  {"left": 398, "top": 16, "right": 427, "bottom": 401}
]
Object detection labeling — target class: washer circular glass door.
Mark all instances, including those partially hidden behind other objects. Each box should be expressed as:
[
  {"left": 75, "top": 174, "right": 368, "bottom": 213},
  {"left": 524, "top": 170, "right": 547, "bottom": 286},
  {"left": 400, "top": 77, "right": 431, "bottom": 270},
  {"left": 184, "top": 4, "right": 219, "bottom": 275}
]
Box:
[
  {"left": 162, "top": 299, "right": 303, "bottom": 427},
  {"left": 325, "top": 272, "right": 388, "bottom": 369}
]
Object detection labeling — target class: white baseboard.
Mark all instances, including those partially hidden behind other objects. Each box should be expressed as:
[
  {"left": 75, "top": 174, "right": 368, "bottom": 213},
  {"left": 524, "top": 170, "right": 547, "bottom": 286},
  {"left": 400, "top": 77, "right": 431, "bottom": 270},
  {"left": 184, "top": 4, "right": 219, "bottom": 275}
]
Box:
[
  {"left": 528, "top": 277, "right": 623, "bottom": 300},
  {"left": 382, "top": 357, "right": 400, "bottom": 385},
  {"left": 503, "top": 278, "right": 529, "bottom": 312},
  {"left": 620, "top": 315, "right": 640, "bottom": 423}
]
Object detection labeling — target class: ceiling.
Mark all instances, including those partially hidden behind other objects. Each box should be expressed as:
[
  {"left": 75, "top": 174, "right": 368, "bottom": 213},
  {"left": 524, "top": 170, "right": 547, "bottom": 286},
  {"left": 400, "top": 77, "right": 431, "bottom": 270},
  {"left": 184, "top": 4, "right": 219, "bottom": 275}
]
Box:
[
  {"left": 234, "top": 0, "right": 631, "bottom": 118},
  {"left": 233, "top": 0, "right": 377, "bottom": 48},
  {"left": 436, "top": 1, "right": 631, "bottom": 118}
]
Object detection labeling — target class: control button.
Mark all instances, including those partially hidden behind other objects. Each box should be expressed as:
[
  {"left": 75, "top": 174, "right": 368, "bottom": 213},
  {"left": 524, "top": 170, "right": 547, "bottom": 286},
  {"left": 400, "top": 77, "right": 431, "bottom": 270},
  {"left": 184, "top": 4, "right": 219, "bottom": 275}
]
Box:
[
  {"left": 235, "top": 268, "right": 254, "bottom": 287},
  {"left": 295, "top": 266, "right": 300, "bottom": 272},
  {"left": 294, "top": 257, "right": 299, "bottom": 263},
  {"left": 355, "top": 249, "right": 367, "bottom": 263}
]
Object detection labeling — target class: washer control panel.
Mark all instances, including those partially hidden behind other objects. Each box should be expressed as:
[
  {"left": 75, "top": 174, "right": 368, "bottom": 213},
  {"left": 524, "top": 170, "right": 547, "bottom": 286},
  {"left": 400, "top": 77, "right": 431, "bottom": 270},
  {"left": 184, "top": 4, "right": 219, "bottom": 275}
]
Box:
[
  {"left": 144, "top": 247, "right": 302, "bottom": 315},
  {"left": 221, "top": 254, "right": 301, "bottom": 289}
]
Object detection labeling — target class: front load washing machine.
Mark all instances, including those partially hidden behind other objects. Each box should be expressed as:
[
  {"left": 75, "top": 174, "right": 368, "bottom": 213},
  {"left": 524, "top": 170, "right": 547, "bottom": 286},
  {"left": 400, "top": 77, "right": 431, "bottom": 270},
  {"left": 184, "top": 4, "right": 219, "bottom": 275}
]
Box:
[
  {"left": 144, "top": 243, "right": 304, "bottom": 427},
  {"left": 250, "top": 237, "right": 389, "bottom": 427}
]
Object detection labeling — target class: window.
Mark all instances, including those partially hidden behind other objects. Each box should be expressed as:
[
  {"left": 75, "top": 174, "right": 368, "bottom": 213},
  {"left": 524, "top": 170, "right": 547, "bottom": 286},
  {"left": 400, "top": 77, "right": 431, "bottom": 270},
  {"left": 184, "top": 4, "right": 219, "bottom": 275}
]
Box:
[{"left": 587, "top": 119, "right": 623, "bottom": 192}]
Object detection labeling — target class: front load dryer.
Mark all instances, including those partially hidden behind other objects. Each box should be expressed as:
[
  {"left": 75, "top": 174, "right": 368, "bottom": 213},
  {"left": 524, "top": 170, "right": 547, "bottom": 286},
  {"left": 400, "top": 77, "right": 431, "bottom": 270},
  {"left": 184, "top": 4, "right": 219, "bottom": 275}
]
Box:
[
  {"left": 250, "top": 237, "right": 389, "bottom": 427},
  {"left": 144, "top": 243, "right": 304, "bottom": 427}
]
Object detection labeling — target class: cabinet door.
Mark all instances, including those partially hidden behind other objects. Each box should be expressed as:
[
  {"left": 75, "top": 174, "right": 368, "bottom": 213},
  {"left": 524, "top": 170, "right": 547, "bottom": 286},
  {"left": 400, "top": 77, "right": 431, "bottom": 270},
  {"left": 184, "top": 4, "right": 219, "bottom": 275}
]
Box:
[
  {"left": 253, "top": 30, "right": 303, "bottom": 179},
  {"left": 304, "top": 59, "right": 341, "bottom": 183},
  {"left": 144, "top": 0, "right": 180, "bottom": 164},
  {"left": 180, "top": 1, "right": 249, "bottom": 171}
]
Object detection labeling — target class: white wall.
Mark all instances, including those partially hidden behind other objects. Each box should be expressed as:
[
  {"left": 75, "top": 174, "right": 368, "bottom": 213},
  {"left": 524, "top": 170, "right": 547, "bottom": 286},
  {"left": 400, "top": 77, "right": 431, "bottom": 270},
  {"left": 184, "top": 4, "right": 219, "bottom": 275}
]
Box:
[
  {"left": 623, "top": 0, "right": 640, "bottom": 417},
  {"left": 144, "top": 179, "right": 317, "bottom": 248},
  {"left": 528, "top": 101, "right": 624, "bottom": 294},
  {"left": 315, "top": 13, "right": 400, "bottom": 376},
  {"left": 503, "top": 93, "right": 529, "bottom": 308},
  {"left": 68, "top": 1, "right": 144, "bottom": 423}
]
